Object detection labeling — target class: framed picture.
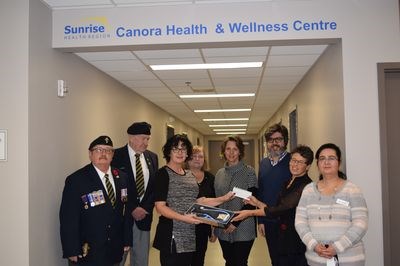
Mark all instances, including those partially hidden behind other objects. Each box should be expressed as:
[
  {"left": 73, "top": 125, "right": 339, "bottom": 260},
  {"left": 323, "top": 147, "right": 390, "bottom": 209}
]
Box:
[
  {"left": 289, "top": 108, "right": 298, "bottom": 151},
  {"left": 166, "top": 124, "right": 174, "bottom": 140},
  {"left": 0, "top": 129, "right": 7, "bottom": 161}
]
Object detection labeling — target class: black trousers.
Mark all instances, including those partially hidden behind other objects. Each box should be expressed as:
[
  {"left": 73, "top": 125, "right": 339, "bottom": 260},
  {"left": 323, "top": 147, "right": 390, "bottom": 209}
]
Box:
[
  {"left": 160, "top": 240, "right": 194, "bottom": 266},
  {"left": 218, "top": 239, "right": 254, "bottom": 266},
  {"left": 264, "top": 221, "right": 280, "bottom": 266},
  {"left": 191, "top": 229, "right": 209, "bottom": 266}
]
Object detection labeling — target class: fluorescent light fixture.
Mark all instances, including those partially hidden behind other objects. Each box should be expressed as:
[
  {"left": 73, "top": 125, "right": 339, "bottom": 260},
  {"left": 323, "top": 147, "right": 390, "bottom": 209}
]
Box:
[
  {"left": 194, "top": 108, "right": 251, "bottom": 113},
  {"left": 208, "top": 124, "right": 247, "bottom": 127},
  {"left": 150, "top": 62, "right": 263, "bottom": 71},
  {"left": 203, "top": 118, "right": 249, "bottom": 121},
  {"left": 216, "top": 132, "right": 246, "bottom": 135},
  {"left": 179, "top": 93, "right": 255, "bottom": 99},
  {"left": 213, "top": 129, "right": 247, "bottom": 132}
]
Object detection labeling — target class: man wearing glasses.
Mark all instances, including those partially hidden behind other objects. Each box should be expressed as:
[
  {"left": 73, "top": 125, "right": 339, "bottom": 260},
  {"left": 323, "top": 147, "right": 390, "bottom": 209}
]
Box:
[
  {"left": 112, "top": 122, "right": 159, "bottom": 266},
  {"left": 60, "top": 135, "right": 132, "bottom": 266},
  {"left": 257, "top": 123, "right": 291, "bottom": 266}
]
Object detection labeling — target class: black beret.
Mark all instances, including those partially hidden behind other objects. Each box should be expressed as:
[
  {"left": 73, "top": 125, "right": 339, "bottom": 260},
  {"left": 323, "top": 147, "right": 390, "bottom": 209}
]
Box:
[
  {"left": 88, "top": 135, "right": 113, "bottom": 150},
  {"left": 127, "top": 122, "right": 151, "bottom": 135}
]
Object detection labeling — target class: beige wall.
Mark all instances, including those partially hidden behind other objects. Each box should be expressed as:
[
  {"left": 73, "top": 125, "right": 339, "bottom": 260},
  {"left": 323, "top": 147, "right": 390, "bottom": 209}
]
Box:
[
  {"left": 259, "top": 43, "right": 344, "bottom": 180},
  {"left": 0, "top": 1, "right": 29, "bottom": 265},
  {"left": 27, "top": 1, "right": 202, "bottom": 265}
]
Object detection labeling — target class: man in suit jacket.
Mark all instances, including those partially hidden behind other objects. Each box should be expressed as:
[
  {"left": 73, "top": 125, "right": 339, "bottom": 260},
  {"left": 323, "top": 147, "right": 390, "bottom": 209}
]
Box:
[
  {"left": 112, "top": 122, "right": 159, "bottom": 266},
  {"left": 60, "top": 135, "right": 132, "bottom": 266}
]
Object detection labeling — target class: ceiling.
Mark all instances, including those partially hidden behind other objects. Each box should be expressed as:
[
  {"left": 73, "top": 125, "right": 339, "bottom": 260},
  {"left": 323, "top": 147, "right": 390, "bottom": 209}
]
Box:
[{"left": 41, "top": 0, "right": 328, "bottom": 136}]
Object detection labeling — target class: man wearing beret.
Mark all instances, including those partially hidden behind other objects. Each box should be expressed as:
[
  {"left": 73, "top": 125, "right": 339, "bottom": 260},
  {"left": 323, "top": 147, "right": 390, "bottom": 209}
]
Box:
[
  {"left": 112, "top": 122, "right": 159, "bottom": 266},
  {"left": 60, "top": 136, "right": 132, "bottom": 266}
]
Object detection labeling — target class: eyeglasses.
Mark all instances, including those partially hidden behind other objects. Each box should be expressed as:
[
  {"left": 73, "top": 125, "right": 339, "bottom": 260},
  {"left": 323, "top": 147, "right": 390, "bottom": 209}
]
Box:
[
  {"left": 267, "top": 137, "right": 284, "bottom": 144},
  {"left": 192, "top": 154, "right": 204, "bottom": 159},
  {"left": 91, "top": 148, "right": 114, "bottom": 154},
  {"left": 318, "top": 156, "right": 338, "bottom": 163},
  {"left": 172, "top": 147, "right": 187, "bottom": 154},
  {"left": 290, "top": 158, "right": 307, "bottom": 165}
]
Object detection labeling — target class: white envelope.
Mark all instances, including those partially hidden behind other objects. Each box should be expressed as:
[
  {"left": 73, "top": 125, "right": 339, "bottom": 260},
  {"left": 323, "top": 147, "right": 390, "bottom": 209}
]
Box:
[{"left": 232, "top": 187, "right": 252, "bottom": 199}]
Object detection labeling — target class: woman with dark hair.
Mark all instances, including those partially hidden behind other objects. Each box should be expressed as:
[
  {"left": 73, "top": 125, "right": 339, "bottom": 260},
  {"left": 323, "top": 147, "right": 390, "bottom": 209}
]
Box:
[
  {"left": 214, "top": 135, "right": 258, "bottom": 266},
  {"left": 234, "top": 145, "right": 314, "bottom": 266},
  {"left": 295, "top": 143, "right": 368, "bottom": 266},
  {"left": 153, "top": 135, "right": 233, "bottom": 266}
]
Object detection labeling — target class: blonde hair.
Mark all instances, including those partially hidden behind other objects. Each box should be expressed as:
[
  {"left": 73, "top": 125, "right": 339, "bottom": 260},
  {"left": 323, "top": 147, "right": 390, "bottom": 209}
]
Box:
[{"left": 187, "top": 145, "right": 208, "bottom": 171}]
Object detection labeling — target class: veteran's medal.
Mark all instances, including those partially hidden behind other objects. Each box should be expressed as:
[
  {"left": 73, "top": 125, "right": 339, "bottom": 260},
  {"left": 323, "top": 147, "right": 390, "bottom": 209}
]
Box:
[
  {"left": 121, "top": 188, "right": 128, "bottom": 202},
  {"left": 81, "top": 195, "right": 89, "bottom": 209},
  {"left": 82, "top": 242, "right": 90, "bottom": 257}
]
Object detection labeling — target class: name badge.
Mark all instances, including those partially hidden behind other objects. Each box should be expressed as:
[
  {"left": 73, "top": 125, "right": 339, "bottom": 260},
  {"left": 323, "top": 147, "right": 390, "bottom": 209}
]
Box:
[{"left": 336, "top": 198, "right": 349, "bottom": 207}]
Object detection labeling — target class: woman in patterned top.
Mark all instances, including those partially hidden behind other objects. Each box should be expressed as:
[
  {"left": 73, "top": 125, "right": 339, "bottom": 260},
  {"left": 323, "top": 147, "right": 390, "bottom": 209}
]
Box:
[
  {"left": 295, "top": 143, "right": 368, "bottom": 266},
  {"left": 153, "top": 135, "right": 233, "bottom": 266},
  {"left": 214, "top": 135, "right": 258, "bottom": 266}
]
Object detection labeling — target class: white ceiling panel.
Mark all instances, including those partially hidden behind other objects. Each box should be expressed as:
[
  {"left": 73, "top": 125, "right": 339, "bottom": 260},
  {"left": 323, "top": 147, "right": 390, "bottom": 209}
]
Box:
[{"left": 42, "top": 0, "right": 330, "bottom": 135}]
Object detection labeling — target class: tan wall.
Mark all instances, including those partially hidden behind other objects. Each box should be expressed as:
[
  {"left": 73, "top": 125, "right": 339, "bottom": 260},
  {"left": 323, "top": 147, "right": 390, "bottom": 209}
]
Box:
[
  {"left": 0, "top": 1, "right": 29, "bottom": 265},
  {"left": 259, "top": 43, "right": 344, "bottom": 180},
  {"left": 27, "top": 1, "right": 202, "bottom": 265}
]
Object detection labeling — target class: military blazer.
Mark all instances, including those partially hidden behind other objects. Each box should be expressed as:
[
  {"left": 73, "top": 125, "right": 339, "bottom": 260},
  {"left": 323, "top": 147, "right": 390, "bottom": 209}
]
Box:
[
  {"left": 112, "top": 145, "right": 159, "bottom": 231},
  {"left": 59, "top": 164, "right": 132, "bottom": 266}
]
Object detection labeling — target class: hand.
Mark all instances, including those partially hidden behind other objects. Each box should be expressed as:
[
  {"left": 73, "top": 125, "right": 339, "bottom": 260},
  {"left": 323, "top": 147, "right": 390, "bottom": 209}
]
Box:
[
  {"left": 258, "top": 224, "right": 265, "bottom": 237},
  {"left": 68, "top": 256, "right": 78, "bottom": 262},
  {"left": 209, "top": 233, "right": 217, "bottom": 243},
  {"left": 223, "top": 223, "right": 237, "bottom": 233},
  {"left": 314, "top": 243, "right": 337, "bottom": 258},
  {"left": 184, "top": 213, "right": 201, "bottom": 224},
  {"left": 123, "top": 246, "right": 131, "bottom": 252},
  {"left": 131, "top": 207, "right": 149, "bottom": 221},
  {"left": 222, "top": 191, "right": 235, "bottom": 202},
  {"left": 232, "top": 210, "right": 251, "bottom": 222},
  {"left": 244, "top": 196, "right": 267, "bottom": 209}
]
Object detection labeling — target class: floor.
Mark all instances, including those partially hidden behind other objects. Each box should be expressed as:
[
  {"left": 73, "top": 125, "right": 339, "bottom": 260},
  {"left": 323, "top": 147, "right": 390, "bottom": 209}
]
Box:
[{"left": 142, "top": 212, "right": 272, "bottom": 266}]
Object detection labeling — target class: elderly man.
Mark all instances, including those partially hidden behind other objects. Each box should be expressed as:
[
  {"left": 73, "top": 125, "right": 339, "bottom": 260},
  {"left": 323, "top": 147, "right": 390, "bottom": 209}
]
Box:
[
  {"left": 112, "top": 122, "right": 159, "bottom": 266},
  {"left": 60, "top": 135, "right": 132, "bottom": 266}
]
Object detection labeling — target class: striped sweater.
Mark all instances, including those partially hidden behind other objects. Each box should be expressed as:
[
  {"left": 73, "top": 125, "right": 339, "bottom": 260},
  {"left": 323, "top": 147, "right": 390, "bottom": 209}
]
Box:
[{"left": 295, "top": 181, "right": 368, "bottom": 266}]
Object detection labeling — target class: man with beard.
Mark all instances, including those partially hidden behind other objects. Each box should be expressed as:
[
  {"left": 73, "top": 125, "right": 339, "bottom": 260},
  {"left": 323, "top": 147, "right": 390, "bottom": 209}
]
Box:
[{"left": 257, "top": 123, "right": 291, "bottom": 266}]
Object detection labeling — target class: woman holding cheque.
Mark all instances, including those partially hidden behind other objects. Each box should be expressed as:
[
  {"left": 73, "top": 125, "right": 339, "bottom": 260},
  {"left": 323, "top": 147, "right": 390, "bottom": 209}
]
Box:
[{"left": 233, "top": 145, "right": 314, "bottom": 266}]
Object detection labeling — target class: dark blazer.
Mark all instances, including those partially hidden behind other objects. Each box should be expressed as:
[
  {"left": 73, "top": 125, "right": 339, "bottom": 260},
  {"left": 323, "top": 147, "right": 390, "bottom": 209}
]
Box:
[
  {"left": 112, "top": 145, "right": 159, "bottom": 231},
  {"left": 59, "top": 164, "right": 132, "bottom": 266}
]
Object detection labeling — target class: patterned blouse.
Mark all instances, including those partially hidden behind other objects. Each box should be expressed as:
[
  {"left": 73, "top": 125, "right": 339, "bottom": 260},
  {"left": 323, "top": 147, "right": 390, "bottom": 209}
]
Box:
[{"left": 214, "top": 161, "right": 258, "bottom": 242}]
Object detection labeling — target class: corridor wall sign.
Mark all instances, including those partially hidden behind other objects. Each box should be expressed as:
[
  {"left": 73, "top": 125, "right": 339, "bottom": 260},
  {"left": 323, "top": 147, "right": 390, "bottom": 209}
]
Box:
[{"left": 52, "top": 3, "right": 341, "bottom": 49}]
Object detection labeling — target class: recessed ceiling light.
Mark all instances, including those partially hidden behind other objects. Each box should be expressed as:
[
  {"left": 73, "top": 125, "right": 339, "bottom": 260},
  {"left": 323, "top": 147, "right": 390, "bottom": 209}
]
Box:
[
  {"left": 194, "top": 108, "right": 251, "bottom": 113},
  {"left": 208, "top": 124, "right": 248, "bottom": 127},
  {"left": 203, "top": 118, "right": 249, "bottom": 121},
  {"left": 150, "top": 62, "right": 263, "bottom": 71},
  {"left": 213, "top": 129, "right": 247, "bottom": 132},
  {"left": 216, "top": 132, "right": 246, "bottom": 135},
  {"left": 179, "top": 93, "right": 255, "bottom": 99}
]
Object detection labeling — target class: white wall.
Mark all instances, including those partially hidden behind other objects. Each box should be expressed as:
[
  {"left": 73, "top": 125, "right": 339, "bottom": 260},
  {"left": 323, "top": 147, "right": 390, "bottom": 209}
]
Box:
[
  {"left": 260, "top": 42, "right": 345, "bottom": 180},
  {"left": 0, "top": 0, "right": 29, "bottom": 265}
]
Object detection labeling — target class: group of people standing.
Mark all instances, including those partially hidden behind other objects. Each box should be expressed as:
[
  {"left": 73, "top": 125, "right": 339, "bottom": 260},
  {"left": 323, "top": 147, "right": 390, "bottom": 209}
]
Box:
[{"left": 59, "top": 121, "right": 368, "bottom": 266}]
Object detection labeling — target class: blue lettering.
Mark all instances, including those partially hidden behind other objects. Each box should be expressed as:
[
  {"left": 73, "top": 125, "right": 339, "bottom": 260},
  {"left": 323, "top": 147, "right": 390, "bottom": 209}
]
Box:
[
  {"left": 166, "top": 24, "right": 207, "bottom": 35},
  {"left": 64, "top": 24, "right": 105, "bottom": 35},
  {"left": 228, "top": 22, "right": 288, "bottom": 33},
  {"left": 116, "top": 26, "right": 162, "bottom": 37},
  {"left": 293, "top": 20, "right": 337, "bottom": 31}
]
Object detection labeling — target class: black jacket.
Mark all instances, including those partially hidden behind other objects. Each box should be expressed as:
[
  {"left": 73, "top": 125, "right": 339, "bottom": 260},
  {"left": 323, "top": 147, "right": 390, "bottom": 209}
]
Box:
[
  {"left": 59, "top": 164, "right": 132, "bottom": 266},
  {"left": 112, "top": 145, "right": 159, "bottom": 231}
]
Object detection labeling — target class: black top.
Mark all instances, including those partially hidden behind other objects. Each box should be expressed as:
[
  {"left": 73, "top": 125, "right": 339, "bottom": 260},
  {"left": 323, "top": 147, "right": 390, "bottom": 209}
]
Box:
[
  {"left": 196, "top": 171, "right": 216, "bottom": 237},
  {"left": 264, "top": 174, "right": 312, "bottom": 255}
]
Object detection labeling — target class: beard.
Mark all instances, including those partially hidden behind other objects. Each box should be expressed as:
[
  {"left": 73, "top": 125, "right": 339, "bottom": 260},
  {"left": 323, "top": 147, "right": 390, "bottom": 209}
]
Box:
[{"left": 268, "top": 145, "right": 285, "bottom": 158}]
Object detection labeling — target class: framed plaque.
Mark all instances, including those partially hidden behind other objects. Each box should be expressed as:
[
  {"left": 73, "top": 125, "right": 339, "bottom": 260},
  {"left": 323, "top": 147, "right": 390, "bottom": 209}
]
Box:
[{"left": 186, "top": 203, "right": 235, "bottom": 228}]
